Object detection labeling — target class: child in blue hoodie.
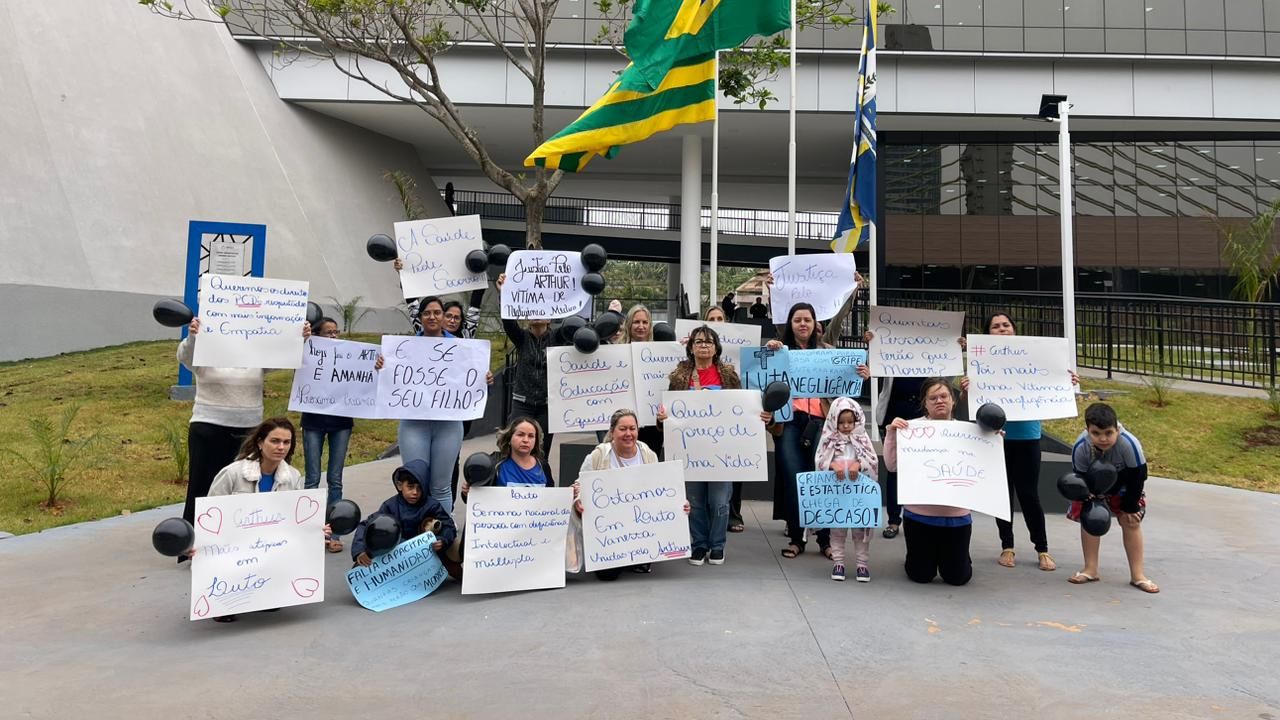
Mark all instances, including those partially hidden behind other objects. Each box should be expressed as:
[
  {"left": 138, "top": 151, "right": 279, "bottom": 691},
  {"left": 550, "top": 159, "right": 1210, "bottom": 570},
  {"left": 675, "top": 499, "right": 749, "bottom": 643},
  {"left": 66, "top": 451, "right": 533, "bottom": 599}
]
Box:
[{"left": 351, "top": 459, "right": 459, "bottom": 577}]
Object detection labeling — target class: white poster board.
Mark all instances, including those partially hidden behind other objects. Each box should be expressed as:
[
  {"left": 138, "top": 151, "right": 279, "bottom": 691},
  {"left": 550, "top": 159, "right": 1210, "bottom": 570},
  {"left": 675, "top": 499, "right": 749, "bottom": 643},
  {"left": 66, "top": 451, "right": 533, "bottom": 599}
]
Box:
[
  {"left": 394, "top": 215, "right": 488, "bottom": 299},
  {"left": 288, "top": 337, "right": 381, "bottom": 419},
  {"left": 194, "top": 274, "right": 308, "bottom": 369},
  {"left": 867, "top": 306, "right": 966, "bottom": 377},
  {"left": 894, "top": 420, "right": 1010, "bottom": 521},
  {"left": 661, "top": 389, "right": 768, "bottom": 482},
  {"left": 674, "top": 319, "right": 762, "bottom": 368},
  {"left": 965, "top": 334, "right": 1078, "bottom": 421},
  {"left": 376, "top": 336, "right": 491, "bottom": 421},
  {"left": 630, "top": 342, "right": 686, "bottom": 427},
  {"left": 768, "top": 253, "right": 857, "bottom": 321},
  {"left": 579, "top": 461, "right": 691, "bottom": 571},
  {"left": 547, "top": 345, "right": 636, "bottom": 433},
  {"left": 500, "top": 250, "right": 592, "bottom": 319},
  {"left": 461, "top": 486, "right": 575, "bottom": 595},
  {"left": 190, "top": 489, "right": 326, "bottom": 620}
]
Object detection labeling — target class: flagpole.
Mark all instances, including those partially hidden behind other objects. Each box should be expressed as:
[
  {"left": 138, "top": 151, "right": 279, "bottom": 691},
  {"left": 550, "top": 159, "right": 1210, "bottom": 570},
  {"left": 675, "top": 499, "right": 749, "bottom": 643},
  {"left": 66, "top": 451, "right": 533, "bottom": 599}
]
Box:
[
  {"left": 711, "top": 51, "right": 720, "bottom": 310},
  {"left": 787, "top": 0, "right": 797, "bottom": 254}
]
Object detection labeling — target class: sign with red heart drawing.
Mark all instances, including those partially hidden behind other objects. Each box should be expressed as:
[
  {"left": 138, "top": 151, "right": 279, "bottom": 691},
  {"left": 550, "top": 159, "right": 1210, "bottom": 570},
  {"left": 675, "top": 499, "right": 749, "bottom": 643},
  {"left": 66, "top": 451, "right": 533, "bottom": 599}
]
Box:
[{"left": 895, "top": 420, "right": 1011, "bottom": 521}]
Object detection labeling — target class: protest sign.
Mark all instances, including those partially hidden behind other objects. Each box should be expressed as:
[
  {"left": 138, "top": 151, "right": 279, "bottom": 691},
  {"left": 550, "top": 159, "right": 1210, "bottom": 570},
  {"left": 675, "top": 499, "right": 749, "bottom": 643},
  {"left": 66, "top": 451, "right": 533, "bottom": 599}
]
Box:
[
  {"left": 500, "top": 250, "right": 592, "bottom": 319},
  {"left": 462, "top": 486, "right": 574, "bottom": 595},
  {"left": 894, "top": 420, "right": 1010, "bottom": 521},
  {"left": 630, "top": 342, "right": 686, "bottom": 427},
  {"left": 787, "top": 349, "right": 867, "bottom": 398},
  {"left": 376, "top": 336, "right": 490, "bottom": 421},
  {"left": 673, "top": 319, "right": 762, "bottom": 368},
  {"left": 768, "top": 253, "right": 857, "bottom": 321},
  {"left": 345, "top": 532, "right": 449, "bottom": 612},
  {"left": 662, "top": 390, "right": 768, "bottom": 482},
  {"left": 867, "top": 306, "right": 965, "bottom": 377},
  {"left": 547, "top": 344, "right": 636, "bottom": 433},
  {"left": 189, "top": 489, "right": 326, "bottom": 621},
  {"left": 288, "top": 337, "right": 381, "bottom": 419},
  {"left": 579, "top": 461, "right": 691, "bottom": 571},
  {"left": 965, "top": 334, "right": 1078, "bottom": 421},
  {"left": 796, "top": 471, "right": 884, "bottom": 528},
  {"left": 394, "top": 215, "right": 488, "bottom": 299},
  {"left": 740, "top": 346, "right": 793, "bottom": 422},
  {"left": 194, "top": 274, "right": 308, "bottom": 369}
]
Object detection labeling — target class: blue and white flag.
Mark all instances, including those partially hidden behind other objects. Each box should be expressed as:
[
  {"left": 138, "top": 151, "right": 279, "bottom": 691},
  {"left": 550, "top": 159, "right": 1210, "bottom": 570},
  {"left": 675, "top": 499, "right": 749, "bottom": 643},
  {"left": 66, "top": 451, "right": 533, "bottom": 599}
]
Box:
[{"left": 832, "top": 9, "right": 878, "bottom": 252}]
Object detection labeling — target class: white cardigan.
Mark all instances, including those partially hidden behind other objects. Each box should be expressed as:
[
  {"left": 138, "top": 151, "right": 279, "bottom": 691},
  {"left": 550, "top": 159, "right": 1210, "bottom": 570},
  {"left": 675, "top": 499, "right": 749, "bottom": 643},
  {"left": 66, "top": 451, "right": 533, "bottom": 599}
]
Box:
[{"left": 208, "top": 458, "right": 304, "bottom": 496}]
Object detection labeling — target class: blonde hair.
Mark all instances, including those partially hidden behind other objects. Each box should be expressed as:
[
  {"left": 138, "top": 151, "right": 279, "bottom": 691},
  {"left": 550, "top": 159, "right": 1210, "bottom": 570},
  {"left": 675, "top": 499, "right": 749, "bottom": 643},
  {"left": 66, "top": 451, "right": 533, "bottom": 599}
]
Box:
[{"left": 621, "top": 305, "right": 652, "bottom": 344}]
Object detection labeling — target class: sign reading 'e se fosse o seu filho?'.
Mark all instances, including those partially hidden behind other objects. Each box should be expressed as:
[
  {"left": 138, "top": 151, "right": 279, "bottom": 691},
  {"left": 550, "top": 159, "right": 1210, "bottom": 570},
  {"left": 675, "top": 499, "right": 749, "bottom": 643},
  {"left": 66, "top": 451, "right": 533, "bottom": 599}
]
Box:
[{"left": 375, "top": 336, "right": 491, "bottom": 421}]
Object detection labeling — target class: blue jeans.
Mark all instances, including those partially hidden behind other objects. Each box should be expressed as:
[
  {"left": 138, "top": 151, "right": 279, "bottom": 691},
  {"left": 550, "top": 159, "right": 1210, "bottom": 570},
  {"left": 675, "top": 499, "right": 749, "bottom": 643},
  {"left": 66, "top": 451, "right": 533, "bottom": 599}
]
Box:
[
  {"left": 687, "top": 481, "right": 733, "bottom": 552},
  {"left": 398, "top": 419, "right": 464, "bottom": 513},
  {"left": 303, "top": 427, "right": 351, "bottom": 508}
]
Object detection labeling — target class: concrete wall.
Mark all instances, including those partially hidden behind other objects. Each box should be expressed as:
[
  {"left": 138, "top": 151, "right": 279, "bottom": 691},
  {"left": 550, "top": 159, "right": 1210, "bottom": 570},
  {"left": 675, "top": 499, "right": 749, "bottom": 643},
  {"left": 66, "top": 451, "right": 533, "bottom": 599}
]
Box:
[{"left": 0, "top": 1, "right": 448, "bottom": 361}]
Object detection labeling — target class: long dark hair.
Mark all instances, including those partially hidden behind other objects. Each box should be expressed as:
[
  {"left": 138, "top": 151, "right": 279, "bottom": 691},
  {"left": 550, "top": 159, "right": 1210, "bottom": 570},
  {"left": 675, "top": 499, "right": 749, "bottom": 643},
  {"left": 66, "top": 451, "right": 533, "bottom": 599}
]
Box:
[
  {"left": 236, "top": 417, "right": 297, "bottom": 464},
  {"left": 782, "top": 303, "right": 819, "bottom": 349},
  {"left": 684, "top": 325, "right": 723, "bottom": 366},
  {"left": 497, "top": 416, "right": 546, "bottom": 461},
  {"left": 417, "top": 296, "right": 445, "bottom": 319},
  {"left": 985, "top": 312, "right": 1017, "bottom": 333}
]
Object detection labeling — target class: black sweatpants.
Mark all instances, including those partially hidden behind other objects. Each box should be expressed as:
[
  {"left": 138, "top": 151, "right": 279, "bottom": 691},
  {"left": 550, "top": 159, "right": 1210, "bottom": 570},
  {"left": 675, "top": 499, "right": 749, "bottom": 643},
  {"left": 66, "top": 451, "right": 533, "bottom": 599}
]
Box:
[
  {"left": 903, "top": 516, "right": 973, "bottom": 586},
  {"left": 729, "top": 482, "right": 743, "bottom": 525},
  {"left": 184, "top": 422, "right": 252, "bottom": 524},
  {"left": 996, "top": 439, "right": 1049, "bottom": 553}
]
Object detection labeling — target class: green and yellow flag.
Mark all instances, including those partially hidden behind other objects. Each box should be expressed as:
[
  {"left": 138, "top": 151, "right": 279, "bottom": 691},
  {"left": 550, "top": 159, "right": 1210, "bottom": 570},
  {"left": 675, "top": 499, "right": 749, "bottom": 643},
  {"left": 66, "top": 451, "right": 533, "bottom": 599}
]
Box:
[
  {"left": 524, "top": 52, "right": 716, "bottom": 172},
  {"left": 625, "top": 0, "right": 790, "bottom": 91}
]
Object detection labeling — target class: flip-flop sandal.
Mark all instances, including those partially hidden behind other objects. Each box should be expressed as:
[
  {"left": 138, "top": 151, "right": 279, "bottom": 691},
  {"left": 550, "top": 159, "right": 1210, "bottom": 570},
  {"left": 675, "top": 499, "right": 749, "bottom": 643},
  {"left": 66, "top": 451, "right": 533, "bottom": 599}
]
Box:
[
  {"left": 1038, "top": 552, "right": 1057, "bottom": 571},
  {"left": 1130, "top": 579, "right": 1160, "bottom": 594},
  {"left": 881, "top": 525, "right": 899, "bottom": 539},
  {"left": 781, "top": 545, "right": 803, "bottom": 559},
  {"left": 1067, "top": 572, "right": 1100, "bottom": 584},
  {"left": 999, "top": 549, "right": 1016, "bottom": 568}
]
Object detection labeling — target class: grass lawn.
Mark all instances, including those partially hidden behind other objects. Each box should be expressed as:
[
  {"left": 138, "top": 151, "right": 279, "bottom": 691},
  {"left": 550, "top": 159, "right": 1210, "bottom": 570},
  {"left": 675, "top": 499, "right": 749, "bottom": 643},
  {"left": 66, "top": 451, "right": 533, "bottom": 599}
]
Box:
[
  {"left": 0, "top": 332, "right": 512, "bottom": 536},
  {"left": 1043, "top": 379, "right": 1280, "bottom": 494}
]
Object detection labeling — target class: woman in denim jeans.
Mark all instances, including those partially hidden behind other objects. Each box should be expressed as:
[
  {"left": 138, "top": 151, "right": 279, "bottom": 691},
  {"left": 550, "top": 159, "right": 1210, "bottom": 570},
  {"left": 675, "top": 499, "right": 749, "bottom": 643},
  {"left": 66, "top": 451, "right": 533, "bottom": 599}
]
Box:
[{"left": 301, "top": 317, "right": 354, "bottom": 552}]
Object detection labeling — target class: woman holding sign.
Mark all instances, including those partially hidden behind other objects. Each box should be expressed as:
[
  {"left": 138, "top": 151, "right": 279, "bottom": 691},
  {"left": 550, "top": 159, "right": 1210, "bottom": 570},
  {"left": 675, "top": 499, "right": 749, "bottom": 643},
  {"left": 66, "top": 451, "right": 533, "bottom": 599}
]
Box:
[
  {"left": 301, "top": 317, "right": 354, "bottom": 553},
  {"left": 883, "top": 378, "right": 973, "bottom": 586},
  {"left": 621, "top": 304, "right": 665, "bottom": 459},
  {"left": 959, "top": 312, "right": 1078, "bottom": 573},
  {"left": 495, "top": 273, "right": 556, "bottom": 481}
]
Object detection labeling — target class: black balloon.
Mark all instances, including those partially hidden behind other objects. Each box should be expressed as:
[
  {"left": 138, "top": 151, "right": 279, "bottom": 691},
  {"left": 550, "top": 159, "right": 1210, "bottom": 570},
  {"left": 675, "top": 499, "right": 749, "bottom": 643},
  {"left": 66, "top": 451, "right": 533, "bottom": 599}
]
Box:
[
  {"left": 1079, "top": 499, "right": 1112, "bottom": 537},
  {"left": 152, "top": 299, "right": 194, "bottom": 328},
  {"left": 463, "top": 452, "right": 496, "bottom": 486},
  {"left": 366, "top": 233, "right": 397, "bottom": 262},
  {"left": 581, "top": 272, "right": 606, "bottom": 296},
  {"left": 306, "top": 301, "right": 323, "bottom": 327},
  {"left": 487, "top": 243, "right": 512, "bottom": 267},
  {"left": 975, "top": 402, "right": 1007, "bottom": 433},
  {"left": 364, "top": 514, "right": 402, "bottom": 557},
  {"left": 557, "top": 315, "right": 587, "bottom": 344},
  {"left": 326, "top": 499, "right": 362, "bottom": 536},
  {"left": 1056, "top": 472, "right": 1090, "bottom": 501},
  {"left": 592, "top": 311, "right": 623, "bottom": 340},
  {"left": 573, "top": 326, "right": 600, "bottom": 354},
  {"left": 152, "top": 517, "right": 195, "bottom": 557},
  {"left": 762, "top": 380, "right": 791, "bottom": 413},
  {"left": 465, "top": 249, "right": 489, "bottom": 274},
  {"left": 1086, "top": 460, "right": 1118, "bottom": 495},
  {"left": 581, "top": 243, "right": 608, "bottom": 272},
  {"left": 652, "top": 321, "right": 676, "bottom": 341}
]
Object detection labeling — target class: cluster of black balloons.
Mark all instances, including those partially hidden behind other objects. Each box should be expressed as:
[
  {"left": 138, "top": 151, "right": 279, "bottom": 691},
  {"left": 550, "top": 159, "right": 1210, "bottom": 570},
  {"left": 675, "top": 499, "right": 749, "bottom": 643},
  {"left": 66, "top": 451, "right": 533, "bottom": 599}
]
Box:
[
  {"left": 761, "top": 380, "right": 791, "bottom": 413},
  {"left": 152, "top": 299, "right": 324, "bottom": 328},
  {"left": 462, "top": 452, "right": 496, "bottom": 487},
  {"left": 975, "top": 402, "right": 1007, "bottom": 433},
  {"left": 150, "top": 499, "right": 364, "bottom": 557},
  {"left": 1057, "top": 461, "right": 1120, "bottom": 536}
]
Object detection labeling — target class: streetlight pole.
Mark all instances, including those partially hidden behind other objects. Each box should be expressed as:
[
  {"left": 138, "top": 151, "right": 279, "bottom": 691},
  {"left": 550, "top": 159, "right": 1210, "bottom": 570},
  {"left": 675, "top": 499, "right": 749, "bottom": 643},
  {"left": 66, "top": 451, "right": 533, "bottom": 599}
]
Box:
[{"left": 1057, "top": 99, "right": 1076, "bottom": 371}]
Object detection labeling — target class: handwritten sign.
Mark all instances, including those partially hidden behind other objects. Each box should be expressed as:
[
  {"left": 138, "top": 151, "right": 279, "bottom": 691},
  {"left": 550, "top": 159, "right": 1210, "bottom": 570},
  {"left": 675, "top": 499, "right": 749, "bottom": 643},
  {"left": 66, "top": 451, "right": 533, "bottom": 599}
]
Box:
[
  {"left": 796, "top": 471, "right": 883, "bottom": 528},
  {"left": 376, "top": 336, "right": 491, "bottom": 421},
  {"left": 674, "top": 319, "right": 762, "bottom": 368},
  {"left": 500, "top": 250, "right": 591, "bottom": 319},
  {"left": 288, "top": 337, "right": 381, "bottom": 419},
  {"left": 787, "top": 349, "right": 867, "bottom": 398},
  {"left": 768, "top": 253, "right": 857, "bottom": 321},
  {"left": 630, "top": 342, "right": 685, "bottom": 426},
  {"left": 965, "top": 334, "right": 1078, "bottom": 421},
  {"left": 189, "top": 489, "right": 326, "bottom": 620},
  {"left": 394, "top": 215, "right": 488, "bottom": 299},
  {"left": 894, "top": 420, "right": 1010, "bottom": 521},
  {"left": 194, "top": 274, "right": 308, "bottom": 369},
  {"left": 868, "top": 306, "right": 965, "bottom": 377},
  {"left": 345, "top": 532, "right": 448, "bottom": 612},
  {"left": 661, "top": 390, "right": 768, "bottom": 482},
  {"left": 462, "top": 486, "right": 574, "bottom": 595},
  {"left": 579, "top": 461, "right": 691, "bottom": 571},
  {"left": 740, "top": 346, "right": 793, "bottom": 422},
  {"left": 547, "top": 345, "right": 636, "bottom": 433}
]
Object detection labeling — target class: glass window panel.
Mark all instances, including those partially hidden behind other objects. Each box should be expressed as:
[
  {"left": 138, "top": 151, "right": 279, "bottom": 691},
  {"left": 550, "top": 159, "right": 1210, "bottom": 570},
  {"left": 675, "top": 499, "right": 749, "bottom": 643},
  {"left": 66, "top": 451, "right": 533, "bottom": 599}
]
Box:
[
  {"left": 1115, "top": 186, "right": 1138, "bottom": 216},
  {"left": 1137, "top": 185, "right": 1178, "bottom": 215},
  {"left": 1009, "top": 185, "right": 1039, "bottom": 214},
  {"left": 1076, "top": 185, "right": 1115, "bottom": 215},
  {"left": 1075, "top": 144, "right": 1114, "bottom": 185},
  {"left": 1076, "top": 269, "right": 1111, "bottom": 293},
  {"left": 1218, "top": 185, "right": 1259, "bottom": 217},
  {"left": 1039, "top": 267, "right": 1063, "bottom": 291},
  {"left": 905, "top": 0, "right": 943, "bottom": 24},
  {"left": 1187, "top": 30, "right": 1227, "bottom": 54},
  {"left": 1001, "top": 266, "right": 1041, "bottom": 291},
  {"left": 940, "top": 183, "right": 965, "bottom": 214},
  {"left": 1135, "top": 144, "right": 1175, "bottom": 184},
  {"left": 1026, "top": 0, "right": 1065, "bottom": 26},
  {"left": 1113, "top": 144, "right": 1137, "bottom": 184},
  {"left": 1268, "top": 31, "right": 1280, "bottom": 56},
  {"left": 1063, "top": 0, "right": 1104, "bottom": 27},
  {"left": 1010, "top": 145, "right": 1040, "bottom": 184},
  {"left": 1138, "top": 271, "right": 1180, "bottom": 295},
  {"left": 1226, "top": 0, "right": 1265, "bottom": 30},
  {"left": 1104, "top": 0, "right": 1147, "bottom": 27},
  {"left": 888, "top": 266, "right": 924, "bottom": 289},
  {"left": 1226, "top": 30, "right": 1266, "bottom": 54},
  {"left": 985, "top": 0, "right": 1023, "bottom": 26},
  {"left": 1258, "top": 151, "right": 1280, "bottom": 186},
  {"left": 1105, "top": 28, "right": 1146, "bottom": 52},
  {"left": 944, "top": 0, "right": 984, "bottom": 25},
  {"left": 985, "top": 26, "right": 1025, "bottom": 50},
  {"left": 1175, "top": 143, "right": 1215, "bottom": 185},
  {"left": 965, "top": 265, "right": 1001, "bottom": 290},
  {"left": 1147, "top": 29, "right": 1187, "bottom": 53},
  {"left": 921, "top": 265, "right": 961, "bottom": 288},
  {"left": 944, "top": 25, "right": 985, "bottom": 49},
  {"left": 1177, "top": 184, "right": 1216, "bottom": 215},
  {"left": 1215, "top": 145, "right": 1257, "bottom": 185},
  {"left": 1038, "top": 184, "right": 1062, "bottom": 212},
  {"left": 1065, "top": 27, "right": 1107, "bottom": 51},
  {"left": 1187, "top": 1, "right": 1226, "bottom": 28},
  {"left": 940, "top": 145, "right": 963, "bottom": 185},
  {"left": 1268, "top": 0, "right": 1280, "bottom": 28},
  {"left": 1036, "top": 144, "right": 1061, "bottom": 183},
  {"left": 1258, "top": 182, "right": 1280, "bottom": 207},
  {"left": 1026, "top": 27, "right": 1066, "bottom": 50},
  {"left": 1145, "top": 0, "right": 1186, "bottom": 29}
]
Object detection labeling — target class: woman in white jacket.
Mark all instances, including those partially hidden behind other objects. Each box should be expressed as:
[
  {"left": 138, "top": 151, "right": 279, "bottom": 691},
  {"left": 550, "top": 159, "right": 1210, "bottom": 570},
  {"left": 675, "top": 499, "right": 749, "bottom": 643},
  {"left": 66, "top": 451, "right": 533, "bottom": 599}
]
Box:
[{"left": 208, "top": 417, "right": 305, "bottom": 497}]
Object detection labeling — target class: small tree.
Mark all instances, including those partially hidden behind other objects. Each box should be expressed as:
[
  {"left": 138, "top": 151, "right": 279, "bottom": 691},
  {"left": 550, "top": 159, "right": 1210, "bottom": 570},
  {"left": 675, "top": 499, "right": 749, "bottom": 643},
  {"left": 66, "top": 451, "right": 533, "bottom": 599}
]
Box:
[
  {"left": 1217, "top": 198, "right": 1280, "bottom": 303},
  {"left": 329, "top": 295, "right": 375, "bottom": 332},
  {"left": 2, "top": 405, "right": 100, "bottom": 508}
]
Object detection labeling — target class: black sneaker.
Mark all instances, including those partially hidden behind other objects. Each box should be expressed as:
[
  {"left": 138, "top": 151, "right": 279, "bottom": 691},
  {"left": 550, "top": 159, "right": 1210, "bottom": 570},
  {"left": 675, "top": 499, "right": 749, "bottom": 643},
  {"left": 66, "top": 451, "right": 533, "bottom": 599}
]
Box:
[
  {"left": 708, "top": 548, "right": 725, "bottom": 565},
  {"left": 688, "top": 549, "right": 707, "bottom": 566}
]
